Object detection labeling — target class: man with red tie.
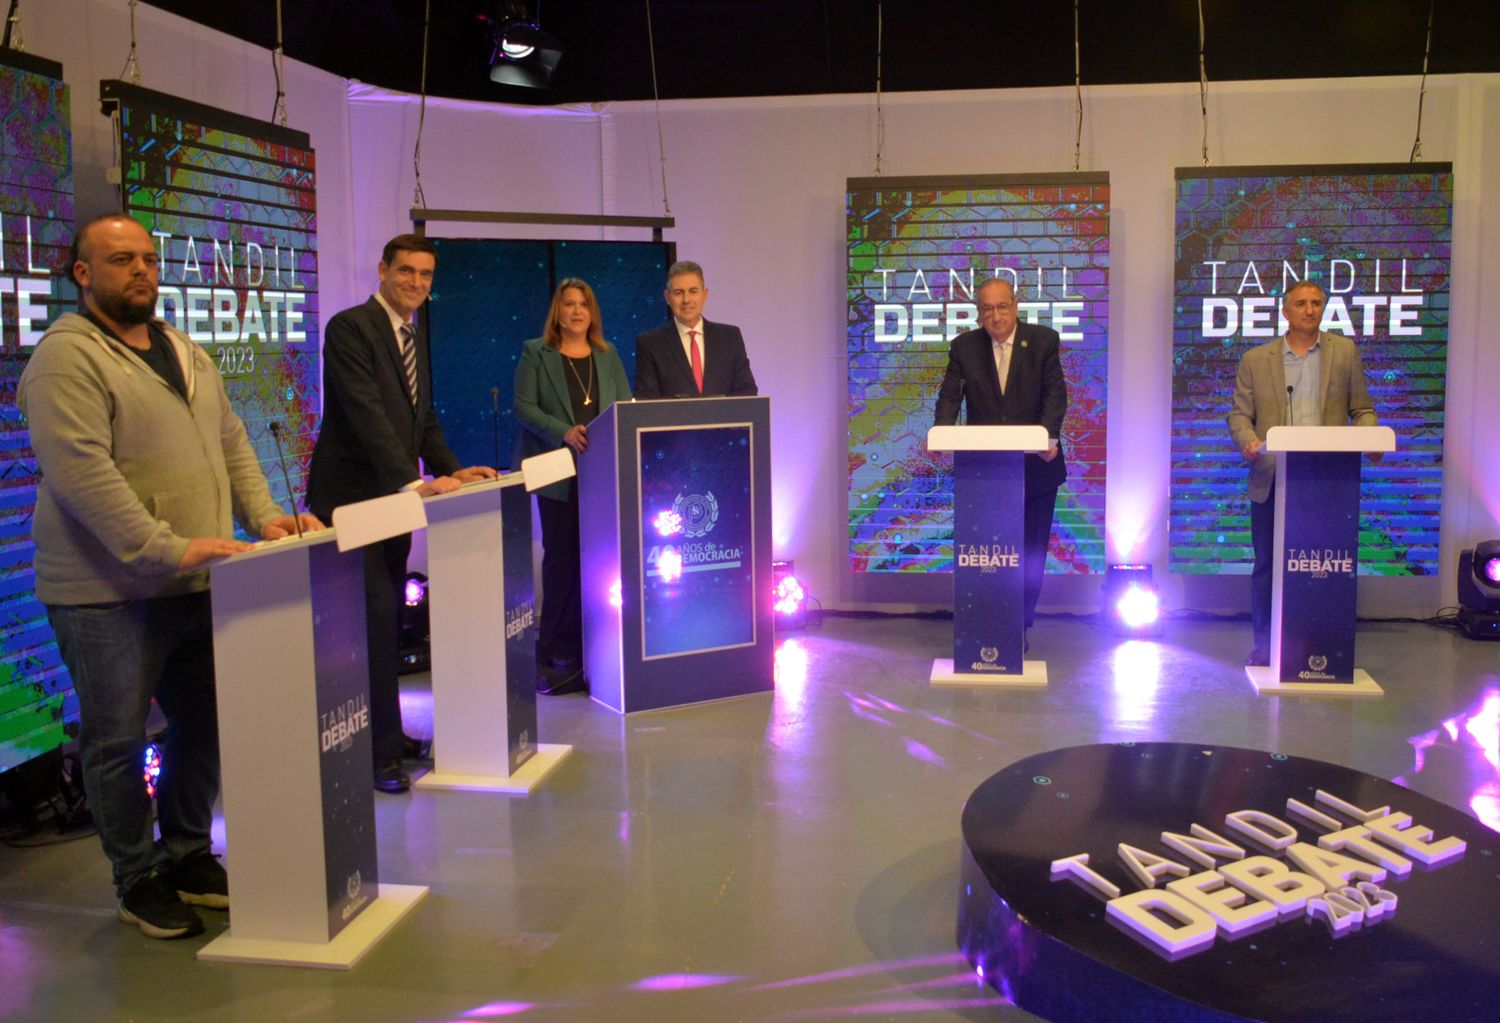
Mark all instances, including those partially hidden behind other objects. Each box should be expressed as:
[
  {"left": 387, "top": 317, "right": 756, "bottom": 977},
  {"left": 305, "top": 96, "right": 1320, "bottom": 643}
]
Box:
[{"left": 634, "top": 260, "right": 758, "bottom": 399}]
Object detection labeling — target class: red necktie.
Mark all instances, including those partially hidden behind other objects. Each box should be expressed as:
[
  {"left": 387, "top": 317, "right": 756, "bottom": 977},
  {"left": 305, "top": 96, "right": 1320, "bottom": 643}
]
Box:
[{"left": 689, "top": 329, "right": 704, "bottom": 394}]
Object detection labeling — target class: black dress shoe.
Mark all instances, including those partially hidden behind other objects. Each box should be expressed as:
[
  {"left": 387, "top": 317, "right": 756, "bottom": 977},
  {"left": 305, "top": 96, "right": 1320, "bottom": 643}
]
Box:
[
  {"left": 401, "top": 733, "right": 431, "bottom": 760},
  {"left": 1245, "top": 648, "right": 1270, "bottom": 667},
  {"left": 374, "top": 759, "right": 410, "bottom": 793},
  {"left": 537, "top": 668, "right": 588, "bottom": 696}
]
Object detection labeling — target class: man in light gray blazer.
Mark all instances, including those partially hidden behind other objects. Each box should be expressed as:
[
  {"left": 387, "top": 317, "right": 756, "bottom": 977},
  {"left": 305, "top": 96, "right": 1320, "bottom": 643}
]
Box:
[{"left": 1226, "top": 280, "right": 1378, "bottom": 666}]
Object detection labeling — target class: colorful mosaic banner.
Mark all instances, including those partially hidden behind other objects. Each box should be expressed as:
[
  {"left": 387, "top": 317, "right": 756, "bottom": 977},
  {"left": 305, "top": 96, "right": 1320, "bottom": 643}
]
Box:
[
  {"left": 1, "top": 51, "right": 75, "bottom": 774},
  {"left": 1170, "top": 165, "right": 1452, "bottom": 576},
  {"left": 847, "top": 174, "right": 1109, "bottom": 574},
  {"left": 102, "top": 80, "right": 320, "bottom": 520}
]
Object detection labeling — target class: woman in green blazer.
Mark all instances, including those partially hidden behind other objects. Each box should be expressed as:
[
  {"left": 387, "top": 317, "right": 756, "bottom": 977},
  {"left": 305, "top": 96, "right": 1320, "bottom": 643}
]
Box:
[{"left": 514, "top": 278, "right": 632, "bottom": 694}]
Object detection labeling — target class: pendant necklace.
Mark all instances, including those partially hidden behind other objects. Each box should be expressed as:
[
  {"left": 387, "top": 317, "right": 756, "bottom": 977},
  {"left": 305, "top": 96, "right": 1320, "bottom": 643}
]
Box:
[{"left": 566, "top": 351, "right": 595, "bottom": 406}]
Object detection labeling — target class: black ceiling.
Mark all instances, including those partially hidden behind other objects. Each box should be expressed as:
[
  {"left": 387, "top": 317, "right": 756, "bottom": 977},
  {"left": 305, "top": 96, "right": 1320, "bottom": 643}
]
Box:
[{"left": 144, "top": 1, "right": 1500, "bottom": 108}]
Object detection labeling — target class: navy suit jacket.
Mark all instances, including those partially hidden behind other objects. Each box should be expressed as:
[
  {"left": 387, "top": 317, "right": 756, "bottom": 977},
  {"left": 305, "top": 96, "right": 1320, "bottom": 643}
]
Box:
[
  {"left": 306, "top": 297, "right": 461, "bottom": 518},
  {"left": 933, "top": 322, "right": 1068, "bottom": 493},
  {"left": 634, "top": 319, "right": 757, "bottom": 398}
]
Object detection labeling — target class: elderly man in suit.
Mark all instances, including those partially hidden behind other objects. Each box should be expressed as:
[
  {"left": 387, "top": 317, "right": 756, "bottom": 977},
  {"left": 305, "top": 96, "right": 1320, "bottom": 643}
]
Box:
[
  {"left": 1227, "top": 279, "right": 1379, "bottom": 667},
  {"left": 934, "top": 276, "right": 1068, "bottom": 639},
  {"left": 307, "top": 233, "right": 495, "bottom": 793},
  {"left": 634, "top": 260, "right": 757, "bottom": 399}
]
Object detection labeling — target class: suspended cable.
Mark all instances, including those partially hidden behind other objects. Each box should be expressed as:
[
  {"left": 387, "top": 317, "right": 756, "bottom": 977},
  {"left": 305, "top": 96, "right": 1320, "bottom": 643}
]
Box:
[
  {"left": 1196, "top": 0, "right": 1209, "bottom": 167},
  {"left": 412, "top": 0, "right": 432, "bottom": 209},
  {"left": 271, "top": 0, "right": 288, "bottom": 127},
  {"left": 1409, "top": 0, "right": 1435, "bottom": 161},
  {"left": 1072, "top": 0, "right": 1083, "bottom": 172},
  {"left": 874, "top": 0, "right": 885, "bottom": 175},
  {"left": 121, "top": 0, "right": 142, "bottom": 84},
  {"left": 3, "top": 0, "right": 24, "bottom": 52},
  {"left": 645, "top": 0, "right": 672, "bottom": 216}
]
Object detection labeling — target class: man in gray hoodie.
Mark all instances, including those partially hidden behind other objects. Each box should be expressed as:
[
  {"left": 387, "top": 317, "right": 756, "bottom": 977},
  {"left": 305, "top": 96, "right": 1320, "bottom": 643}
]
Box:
[{"left": 17, "top": 214, "right": 319, "bottom": 939}]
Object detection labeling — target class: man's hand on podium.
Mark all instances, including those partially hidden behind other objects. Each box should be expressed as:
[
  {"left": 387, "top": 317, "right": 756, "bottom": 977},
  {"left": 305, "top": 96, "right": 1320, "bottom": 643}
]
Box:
[
  {"left": 417, "top": 476, "right": 462, "bottom": 497},
  {"left": 261, "top": 514, "right": 325, "bottom": 540},
  {"left": 1366, "top": 451, "right": 1385, "bottom": 464},
  {"left": 1039, "top": 441, "right": 1060, "bottom": 463},
  {"left": 454, "top": 466, "right": 499, "bottom": 483},
  {"left": 1242, "top": 438, "right": 1264, "bottom": 461},
  {"left": 178, "top": 537, "right": 254, "bottom": 571},
  {"left": 564, "top": 424, "right": 589, "bottom": 452}
]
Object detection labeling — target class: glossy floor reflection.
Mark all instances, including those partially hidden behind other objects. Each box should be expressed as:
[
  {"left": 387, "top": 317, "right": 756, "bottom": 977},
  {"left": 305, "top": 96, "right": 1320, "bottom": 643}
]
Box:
[{"left": 2, "top": 615, "right": 1498, "bottom": 1022}]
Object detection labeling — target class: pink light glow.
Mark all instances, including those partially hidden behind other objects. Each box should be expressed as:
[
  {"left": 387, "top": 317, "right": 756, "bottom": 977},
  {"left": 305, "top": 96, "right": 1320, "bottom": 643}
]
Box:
[
  {"left": 653, "top": 509, "right": 683, "bottom": 536},
  {"left": 629, "top": 973, "right": 741, "bottom": 992},
  {"left": 1115, "top": 585, "right": 1160, "bottom": 629},
  {"left": 658, "top": 548, "right": 683, "bottom": 583},
  {"left": 608, "top": 579, "right": 623, "bottom": 609},
  {"left": 773, "top": 575, "right": 806, "bottom": 615},
  {"left": 1464, "top": 691, "right": 1500, "bottom": 770},
  {"left": 462, "top": 1002, "right": 535, "bottom": 1017}
]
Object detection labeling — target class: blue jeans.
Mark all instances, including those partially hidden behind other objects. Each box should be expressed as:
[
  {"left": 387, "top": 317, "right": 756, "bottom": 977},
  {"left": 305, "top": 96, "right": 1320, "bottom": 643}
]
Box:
[{"left": 48, "top": 592, "right": 220, "bottom": 896}]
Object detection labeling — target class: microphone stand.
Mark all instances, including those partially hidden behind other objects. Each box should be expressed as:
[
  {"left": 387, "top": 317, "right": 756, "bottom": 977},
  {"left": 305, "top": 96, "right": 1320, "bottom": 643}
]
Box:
[{"left": 268, "top": 421, "right": 304, "bottom": 538}]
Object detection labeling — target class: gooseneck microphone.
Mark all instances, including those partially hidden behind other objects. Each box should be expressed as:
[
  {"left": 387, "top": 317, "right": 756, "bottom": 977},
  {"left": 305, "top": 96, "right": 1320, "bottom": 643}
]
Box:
[
  {"left": 491, "top": 386, "right": 501, "bottom": 470},
  {"left": 268, "top": 421, "right": 304, "bottom": 538},
  {"left": 1286, "top": 384, "right": 1295, "bottom": 427}
]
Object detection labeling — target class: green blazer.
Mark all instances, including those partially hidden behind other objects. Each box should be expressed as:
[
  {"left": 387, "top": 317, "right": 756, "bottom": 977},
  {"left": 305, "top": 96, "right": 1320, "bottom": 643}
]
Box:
[
  {"left": 1226, "top": 331, "right": 1377, "bottom": 504},
  {"left": 513, "top": 336, "right": 632, "bottom": 501}
]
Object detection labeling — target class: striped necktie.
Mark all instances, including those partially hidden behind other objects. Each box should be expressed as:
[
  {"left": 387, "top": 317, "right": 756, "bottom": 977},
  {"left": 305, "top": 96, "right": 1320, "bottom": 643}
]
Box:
[{"left": 399, "top": 323, "right": 419, "bottom": 406}]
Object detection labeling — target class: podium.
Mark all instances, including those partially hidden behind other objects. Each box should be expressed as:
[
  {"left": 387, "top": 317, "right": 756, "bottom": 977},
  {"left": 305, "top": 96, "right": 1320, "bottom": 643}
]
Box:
[
  {"left": 579, "top": 397, "right": 774, "bottom": 713},
  {"left": 927, "top": 426, "right": 1050, "bottom": 688},
  {"left": 199, "top": 527, "right": 425, "bottom": 968},
  {"left": 1246, "top": 425, "right": 1397, "bottom": 697},
  {"left": 416, "top": 461, "right": 574, "bottom": 794}
]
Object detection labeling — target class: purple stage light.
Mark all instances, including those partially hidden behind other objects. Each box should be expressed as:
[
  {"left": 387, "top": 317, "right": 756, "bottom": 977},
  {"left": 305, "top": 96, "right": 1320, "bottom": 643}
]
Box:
[
  {"left": 143, "top": 742, "right": 162, "bottom": 799},
  {"left": 1115, "top": 585, "right": 1161, "bottom": 630},
  {"left": 658, "top": 548, "right": 683, "bottom": 583},
  {"left": 653, "top": 508, "right": 683, "bottom": 536},
  {"left": 404, "top": 573, "right": 428, "bottom": 607},
  {"left": 773, "top": 575, "right": 806, "bottom": 615},
  {"left": 1482, "top": 555, "right": 1500, "bottom": 586},
  {"left": 1103, "top": 563, "right": 1162, "bottom": 637},
  {"left": 608, "top": 579, "right": 623, "bottom": 609}
]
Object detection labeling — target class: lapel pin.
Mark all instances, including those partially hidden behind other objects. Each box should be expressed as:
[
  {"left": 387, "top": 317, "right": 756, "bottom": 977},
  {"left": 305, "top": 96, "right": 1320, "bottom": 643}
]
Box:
[{"left": 1020, "top": 340, "right": 1029, "bottom": 348}]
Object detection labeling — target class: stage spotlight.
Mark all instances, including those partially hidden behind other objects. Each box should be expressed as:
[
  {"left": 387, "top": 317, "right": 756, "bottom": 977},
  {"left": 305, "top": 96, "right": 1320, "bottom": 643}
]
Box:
[
  {"left": 485, "top": 3, "right": 564, "bottom": 90},
  {"left": 400, "top": 572, "right": 431, "bottom": 673},
  {"left": 1103, "top": 563, "right": 1162, "bottom": 637},
  {"left": 1457, "top": 540, "right": 1500, "bottom": 640},
  {"left": 772, "top": 560, "right": 811, "bottom": 629}
]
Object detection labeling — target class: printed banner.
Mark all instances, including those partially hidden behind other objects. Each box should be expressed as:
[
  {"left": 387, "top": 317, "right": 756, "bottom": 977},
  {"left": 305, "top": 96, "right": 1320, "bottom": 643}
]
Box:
[
  {"left": 847, "top": 173, "right": 1108, "bottom": 574},
  {"left": 1170, "top": 164, "right": 1452, "bottom": 576},
  {"left": 638, "top": 425, "right": 755, "bottom": 659},
  {"left": 1, "top": 51, "right": 75, "bottom": 774}
]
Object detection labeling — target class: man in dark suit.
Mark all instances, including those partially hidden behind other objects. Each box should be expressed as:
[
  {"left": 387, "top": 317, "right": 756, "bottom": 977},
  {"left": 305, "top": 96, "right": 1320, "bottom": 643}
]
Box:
[
  {"left": 934, "top": 277, "right": 1068, "bottom": 635},
  {"left": 634, "top": 260, "right": 757, "bottom": 398},
  {"left": 307, "top": 234, "right": 495, "bottom": 793}
]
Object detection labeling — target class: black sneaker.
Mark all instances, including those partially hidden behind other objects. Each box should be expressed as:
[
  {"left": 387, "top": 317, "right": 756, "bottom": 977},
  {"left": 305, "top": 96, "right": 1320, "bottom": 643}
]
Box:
[
  {"left": 118, "top": 872, "right": 205, "bottom": 939},
  {"left": 166, "top": 851, "right": 229, "bottom": 910}
]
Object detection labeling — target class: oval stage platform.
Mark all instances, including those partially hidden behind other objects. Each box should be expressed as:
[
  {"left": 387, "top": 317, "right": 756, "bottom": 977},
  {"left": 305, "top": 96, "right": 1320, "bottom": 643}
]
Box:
[{"left": 957, "top": 742, "right": 1500, "bottom": 1022}]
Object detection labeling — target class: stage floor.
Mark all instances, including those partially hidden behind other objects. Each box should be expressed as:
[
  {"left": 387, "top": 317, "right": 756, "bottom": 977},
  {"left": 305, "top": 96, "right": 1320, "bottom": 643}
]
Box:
[{"left": 2, "top": 614, "right": 1496, "bottom": 1022}]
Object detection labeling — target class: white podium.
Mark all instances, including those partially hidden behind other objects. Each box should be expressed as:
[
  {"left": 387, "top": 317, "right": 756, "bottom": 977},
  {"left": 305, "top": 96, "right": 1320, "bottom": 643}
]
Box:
[
  {"left": 927, "top": 426, "right": 1050, "bottom": 688},
  {"left": 199, "top": 525, "right": 426, "bottom": 969},
  {"left": 1246, "top": 425, "right": 1396, "bottom": 698},
  {"left": 415, "top": 458, "right": 575, "bottom": 794}
]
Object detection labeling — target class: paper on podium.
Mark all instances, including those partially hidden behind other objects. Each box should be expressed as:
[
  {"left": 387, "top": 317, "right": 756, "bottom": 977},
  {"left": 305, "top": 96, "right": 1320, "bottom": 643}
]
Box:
[
  {"left": 1265, "top": 425, "right": 1396, "bottom": 453},
  {"left": 331, "top": 491, "right": 427, "bottom": 552},
  {"left": 927, "top": 425, "right": 1050, "bottom": 452},
  {"left": 521, "top": 448, "right": 576, "bottom": 492}
]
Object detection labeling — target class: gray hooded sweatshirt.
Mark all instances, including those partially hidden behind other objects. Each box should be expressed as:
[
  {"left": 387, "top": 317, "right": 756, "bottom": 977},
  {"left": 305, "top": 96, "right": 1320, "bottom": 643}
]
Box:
[{"left": 17, "top": 312, "right": 284, "bottom": 604}]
